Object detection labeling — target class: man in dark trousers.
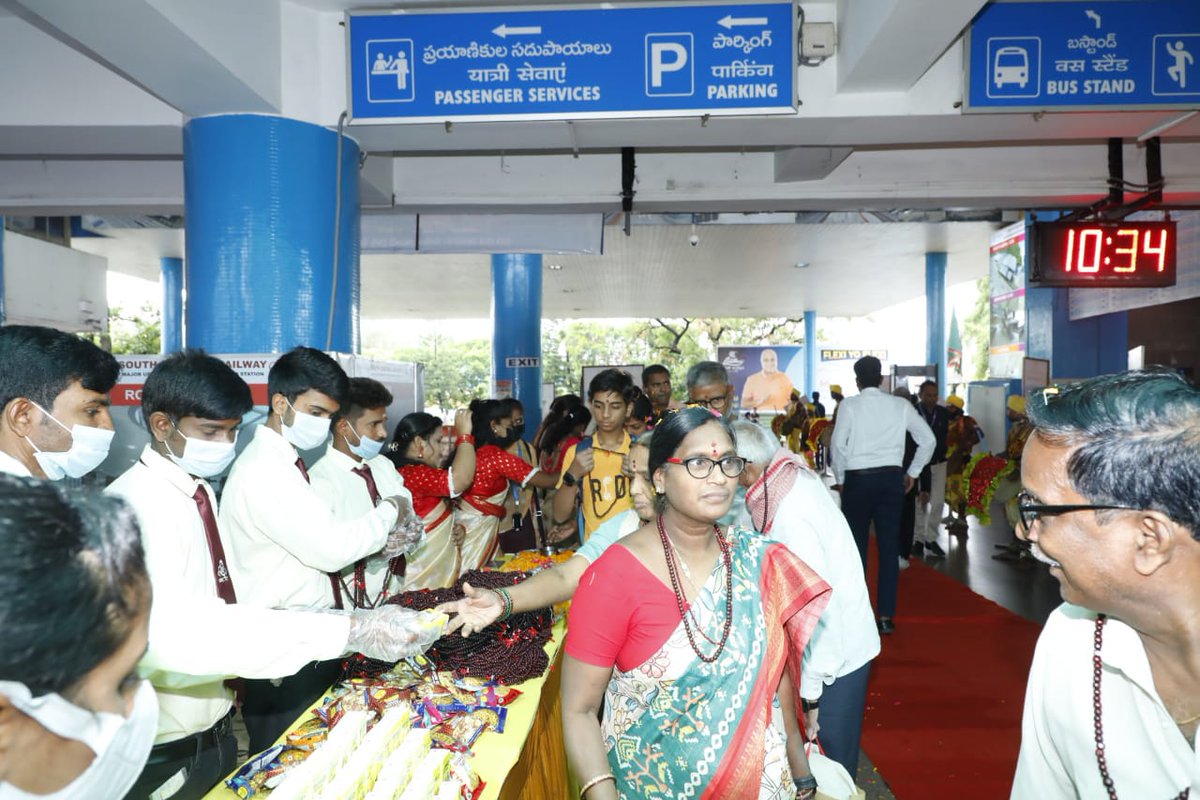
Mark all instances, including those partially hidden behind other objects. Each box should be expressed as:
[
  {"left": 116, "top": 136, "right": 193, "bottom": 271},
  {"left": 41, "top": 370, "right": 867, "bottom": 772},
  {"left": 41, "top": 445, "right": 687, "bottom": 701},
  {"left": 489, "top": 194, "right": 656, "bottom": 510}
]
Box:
[
  {"left": 831, "top": 357, "right": 935, "bottom": 634},
  {"left": 913, "top": 379, "right": 950, "bottom": 558}
]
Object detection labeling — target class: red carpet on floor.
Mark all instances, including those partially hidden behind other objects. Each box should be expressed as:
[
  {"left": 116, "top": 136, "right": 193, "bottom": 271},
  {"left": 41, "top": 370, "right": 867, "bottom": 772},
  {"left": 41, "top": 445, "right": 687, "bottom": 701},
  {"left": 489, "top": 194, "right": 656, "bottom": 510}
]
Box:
[{"left": 859, "top": 555, "right": 1043, "bottom": 800}]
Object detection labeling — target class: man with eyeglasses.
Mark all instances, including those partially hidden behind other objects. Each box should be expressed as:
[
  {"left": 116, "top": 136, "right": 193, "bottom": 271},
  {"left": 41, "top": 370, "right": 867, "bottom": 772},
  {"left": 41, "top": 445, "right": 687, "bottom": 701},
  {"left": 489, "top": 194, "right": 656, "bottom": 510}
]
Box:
[
  {"left": 685, "top": 361, "right": 734, "bottom": 416},
  {"left": 830, "top": 356, "right": 935, "bottom": 635},
  {"left": 1011, "top": 369, "right": 1200, "bottom": 799}
]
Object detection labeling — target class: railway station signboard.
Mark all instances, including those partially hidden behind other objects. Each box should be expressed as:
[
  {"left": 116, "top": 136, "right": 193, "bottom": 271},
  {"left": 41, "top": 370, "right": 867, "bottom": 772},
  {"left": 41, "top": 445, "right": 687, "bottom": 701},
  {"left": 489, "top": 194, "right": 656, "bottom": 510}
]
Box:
[
  {"left": 347, "top": 2, "right": 796, "bottom": 123},
  {"left": 965, "top": 0, "right": 1200, "bottom": 112}
]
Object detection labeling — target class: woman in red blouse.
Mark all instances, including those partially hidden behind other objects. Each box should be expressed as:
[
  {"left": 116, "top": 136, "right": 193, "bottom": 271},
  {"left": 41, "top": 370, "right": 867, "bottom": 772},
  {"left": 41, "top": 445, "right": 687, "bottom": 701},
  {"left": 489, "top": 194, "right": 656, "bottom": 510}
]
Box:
[
  {"left": 457, "top": 399, "right": 560, "bottom": 571},
  {"left": 389, "top": 409, "right": 476, "bottom": 589}
]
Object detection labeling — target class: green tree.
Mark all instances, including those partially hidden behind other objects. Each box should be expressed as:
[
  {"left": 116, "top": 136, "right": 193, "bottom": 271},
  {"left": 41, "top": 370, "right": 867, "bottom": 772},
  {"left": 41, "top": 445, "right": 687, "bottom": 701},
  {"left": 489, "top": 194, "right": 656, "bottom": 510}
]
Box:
[
  {"left": 960, "top": 277, "right": 991, "bottom": 381},
  {"left": 83, "top": 303, "right": 161, "bottom": 354}
]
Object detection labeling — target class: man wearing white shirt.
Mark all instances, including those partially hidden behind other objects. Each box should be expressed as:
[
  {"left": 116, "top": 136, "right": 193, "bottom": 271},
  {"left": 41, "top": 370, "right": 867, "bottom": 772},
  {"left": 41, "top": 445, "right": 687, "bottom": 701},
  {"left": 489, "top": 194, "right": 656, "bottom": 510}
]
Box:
[
  {"left": 1011, "top": 370, "right": 1200, "bottom": 799},
  {"left": 830, "top": 356, "right": 935, "bottom": 634},
  {"left": 734, "top": 420, "right": 881, "bottom": 778},
  {"left": 220, "top": 347, "right": 419, "bottom": 751},
  {"left": 0, "top": 325, "right": 119, "bottom": 479},
  {"left": 108, "top": 352, "right": 441, "bottom": 799},
  {"left": 311, "top": 377, "right": 415, "bottom": 609}
]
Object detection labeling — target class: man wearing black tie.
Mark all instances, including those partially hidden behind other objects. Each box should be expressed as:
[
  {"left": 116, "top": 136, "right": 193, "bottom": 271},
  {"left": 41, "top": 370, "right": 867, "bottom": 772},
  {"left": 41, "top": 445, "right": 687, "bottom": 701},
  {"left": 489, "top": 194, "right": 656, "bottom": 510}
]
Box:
[
  {"left": 108, "top": 351, "right": 439, "bottom": 799},
  {"left": 219, "top": 347, "right": 426, "bottom": 753}
]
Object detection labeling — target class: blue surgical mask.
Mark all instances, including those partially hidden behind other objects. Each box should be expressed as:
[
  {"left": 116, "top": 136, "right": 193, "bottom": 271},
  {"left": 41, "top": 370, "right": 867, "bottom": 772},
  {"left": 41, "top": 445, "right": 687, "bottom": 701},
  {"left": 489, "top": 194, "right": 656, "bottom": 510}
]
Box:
[
  {"left": 25, "top": 403, "right": 114, "bottom": 480},
  {"left": 344, "top": 427, "right": 385, "bottom": 461}
]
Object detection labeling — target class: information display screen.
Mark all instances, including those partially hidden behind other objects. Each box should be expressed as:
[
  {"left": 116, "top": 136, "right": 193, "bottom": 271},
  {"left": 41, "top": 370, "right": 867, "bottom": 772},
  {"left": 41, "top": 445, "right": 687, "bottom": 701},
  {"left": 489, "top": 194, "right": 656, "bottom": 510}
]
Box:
[{"left": 1029, "top": 220, "right": 1177, "bottom": 288}]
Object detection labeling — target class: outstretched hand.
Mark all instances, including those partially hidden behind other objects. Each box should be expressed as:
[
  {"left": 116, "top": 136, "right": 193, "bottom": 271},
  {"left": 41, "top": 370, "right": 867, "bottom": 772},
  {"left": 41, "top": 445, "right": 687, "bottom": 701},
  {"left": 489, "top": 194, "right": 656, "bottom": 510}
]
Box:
[{"left": 435, "top": 582, "right": 503, "bottom": 637}]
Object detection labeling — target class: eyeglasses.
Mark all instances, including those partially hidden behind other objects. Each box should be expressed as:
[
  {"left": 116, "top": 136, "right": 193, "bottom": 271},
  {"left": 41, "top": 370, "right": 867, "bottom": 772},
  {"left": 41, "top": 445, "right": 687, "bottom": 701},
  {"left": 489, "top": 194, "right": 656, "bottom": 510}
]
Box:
[
  {"left": 688, "top": 394, "right": 729, "bottom": 411},
  {"left": 665, "top": 456, "right": 748, "bottom": 479},
  {"left": 1015, "top": 491, "right": 1139, "bottom": 532}
]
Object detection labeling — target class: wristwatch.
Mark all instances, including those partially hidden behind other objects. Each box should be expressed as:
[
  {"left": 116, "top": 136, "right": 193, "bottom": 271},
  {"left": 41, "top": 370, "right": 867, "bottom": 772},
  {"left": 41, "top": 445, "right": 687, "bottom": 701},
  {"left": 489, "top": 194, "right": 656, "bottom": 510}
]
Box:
[{"left": 561, "top": 472, "right": 577, "bottom": 487}]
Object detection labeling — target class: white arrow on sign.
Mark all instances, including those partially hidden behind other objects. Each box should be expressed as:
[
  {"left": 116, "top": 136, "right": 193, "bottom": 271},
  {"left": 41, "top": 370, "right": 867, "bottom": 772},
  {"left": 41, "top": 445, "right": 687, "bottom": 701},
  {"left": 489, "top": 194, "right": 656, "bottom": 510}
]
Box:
[
  {"left": 492, "top": 23, "right": 543, "bottom": 38},
  {"left": 717, "top": 14, "right": 768, "bottom": 28}
]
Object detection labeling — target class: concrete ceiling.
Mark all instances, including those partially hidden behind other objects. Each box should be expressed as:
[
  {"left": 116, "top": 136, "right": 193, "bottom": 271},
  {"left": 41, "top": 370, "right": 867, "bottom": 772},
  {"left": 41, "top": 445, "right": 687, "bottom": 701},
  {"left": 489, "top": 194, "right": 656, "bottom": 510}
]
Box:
[{"left": 3, "top": 0, "right": 1199, "bottom": 321}]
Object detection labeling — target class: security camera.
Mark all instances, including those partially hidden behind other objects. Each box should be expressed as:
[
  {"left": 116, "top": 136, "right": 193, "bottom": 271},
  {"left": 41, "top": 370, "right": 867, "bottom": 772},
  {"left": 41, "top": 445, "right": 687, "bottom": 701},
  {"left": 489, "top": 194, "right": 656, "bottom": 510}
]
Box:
[{"left": 688, "top": 233, "right": 700, "bottom": 247}]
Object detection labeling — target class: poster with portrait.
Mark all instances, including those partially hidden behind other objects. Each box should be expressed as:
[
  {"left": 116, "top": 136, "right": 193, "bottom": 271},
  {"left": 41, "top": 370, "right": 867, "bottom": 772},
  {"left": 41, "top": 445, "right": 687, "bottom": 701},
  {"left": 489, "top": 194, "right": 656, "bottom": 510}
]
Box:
[
  {"left": 717, "top": 345, "right": 803, "bottom": 413},
  {"left": 989, "top": 221, "right": 1027, "bottom": 379}
]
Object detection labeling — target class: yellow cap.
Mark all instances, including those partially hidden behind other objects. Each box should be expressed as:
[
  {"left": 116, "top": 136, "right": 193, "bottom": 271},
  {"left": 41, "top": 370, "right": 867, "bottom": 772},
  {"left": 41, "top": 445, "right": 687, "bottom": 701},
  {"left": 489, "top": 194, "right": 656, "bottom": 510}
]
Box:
[
  {"left": 1007, "top": 395, "right": 1026, "bottom": 414},
  {"left": 830, "top": 384, "right": 842, "bottom": 394},
  {"left": 946, "top": 395, "right": 964, "bottom": 410}
]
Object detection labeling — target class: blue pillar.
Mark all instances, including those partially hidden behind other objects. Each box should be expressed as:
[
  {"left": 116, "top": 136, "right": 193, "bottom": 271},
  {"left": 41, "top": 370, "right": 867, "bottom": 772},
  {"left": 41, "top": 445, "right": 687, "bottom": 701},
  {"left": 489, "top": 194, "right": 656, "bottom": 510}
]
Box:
[
  {"left": 160, "top": 257, "right": 183, "bottom": 354},
  {"left": 491, "top": 254, "right": 543, "bottom": 432},
  {"left": 925, "top": 252, "right": 948, "bottom": 391},
  {"left": 182, "top": 114, "right": 360, "bottom": 353},
  {"left": 803, "top": 310, "right": 817, "bottom": 398},
  {"left": 1026, "top": 287, "right": 1128, "bottom": 378}
]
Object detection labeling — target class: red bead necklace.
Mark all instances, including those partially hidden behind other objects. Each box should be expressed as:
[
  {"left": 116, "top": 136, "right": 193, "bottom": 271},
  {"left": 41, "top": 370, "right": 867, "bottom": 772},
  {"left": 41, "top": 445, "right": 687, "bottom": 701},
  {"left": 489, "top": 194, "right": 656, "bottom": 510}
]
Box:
[
  {"left": 1092, "top": 615, "right": 1190, "bottom": 800},
  {"left": 656, "top": 514, "right": 733, "bottom": 663}
]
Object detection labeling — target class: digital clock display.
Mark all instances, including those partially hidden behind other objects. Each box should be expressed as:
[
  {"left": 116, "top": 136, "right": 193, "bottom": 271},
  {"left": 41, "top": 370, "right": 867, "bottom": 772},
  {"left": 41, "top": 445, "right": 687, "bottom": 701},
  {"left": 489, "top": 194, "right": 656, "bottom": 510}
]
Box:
[{"left": 1030, "top": 221, "right": 1177, "bottom": 288}]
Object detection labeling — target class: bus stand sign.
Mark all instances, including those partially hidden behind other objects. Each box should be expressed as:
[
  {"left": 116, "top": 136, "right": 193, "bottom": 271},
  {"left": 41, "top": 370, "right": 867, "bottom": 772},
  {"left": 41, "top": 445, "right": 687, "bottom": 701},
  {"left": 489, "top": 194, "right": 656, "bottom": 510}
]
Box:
[
  {"left": 965, "top": 0, "right": 1200, "bottom": 112},
  {"left": 347, "top": 2, "right": 797, "bottom": 124}
]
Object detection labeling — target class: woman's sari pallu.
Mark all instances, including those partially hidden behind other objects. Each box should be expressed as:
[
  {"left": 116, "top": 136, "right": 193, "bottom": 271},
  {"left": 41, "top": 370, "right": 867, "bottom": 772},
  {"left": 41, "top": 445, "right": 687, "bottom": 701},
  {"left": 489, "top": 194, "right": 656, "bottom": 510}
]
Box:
[
  {"left": 403, "top": 500, "right": 460, "bottom": 590},
  {"left": 602, "top": 528, "right": 831, "bottom": 799},
  {"left": 455, "top": 487, "right": 508, "bottom": 573}
]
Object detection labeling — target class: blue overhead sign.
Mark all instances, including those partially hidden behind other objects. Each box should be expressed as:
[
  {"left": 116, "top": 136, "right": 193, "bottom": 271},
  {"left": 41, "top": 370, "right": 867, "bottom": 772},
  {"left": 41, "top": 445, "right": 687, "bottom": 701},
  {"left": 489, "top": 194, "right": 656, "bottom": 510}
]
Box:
[
  {"left": 965, "top": 0, "right": 1200, "bottom": 112},
  {"left": 347, "top": 2, "right": 796, "bottom": 123}
]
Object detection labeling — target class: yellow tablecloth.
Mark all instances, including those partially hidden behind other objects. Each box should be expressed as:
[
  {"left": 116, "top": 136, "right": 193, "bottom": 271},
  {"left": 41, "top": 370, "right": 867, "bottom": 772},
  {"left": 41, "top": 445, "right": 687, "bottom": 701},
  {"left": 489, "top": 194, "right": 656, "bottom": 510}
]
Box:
[{"left": 202, "top": 617, "right": 569, "bottom": 800}]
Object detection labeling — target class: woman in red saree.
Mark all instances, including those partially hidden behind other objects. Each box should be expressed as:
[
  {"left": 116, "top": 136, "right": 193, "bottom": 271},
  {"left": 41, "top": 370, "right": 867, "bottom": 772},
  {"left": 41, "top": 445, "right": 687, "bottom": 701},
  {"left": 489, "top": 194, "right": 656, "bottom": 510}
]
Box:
[{"left": 563, "top": 407, "right": 830, "bottom": 799}]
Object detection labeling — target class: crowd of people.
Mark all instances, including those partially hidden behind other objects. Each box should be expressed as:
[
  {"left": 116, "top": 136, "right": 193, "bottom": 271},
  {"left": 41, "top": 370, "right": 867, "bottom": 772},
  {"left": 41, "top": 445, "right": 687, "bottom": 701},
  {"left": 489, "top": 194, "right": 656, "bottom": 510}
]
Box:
[{"left": 0, "top": 322, "right": 1195, "bottom": 799}]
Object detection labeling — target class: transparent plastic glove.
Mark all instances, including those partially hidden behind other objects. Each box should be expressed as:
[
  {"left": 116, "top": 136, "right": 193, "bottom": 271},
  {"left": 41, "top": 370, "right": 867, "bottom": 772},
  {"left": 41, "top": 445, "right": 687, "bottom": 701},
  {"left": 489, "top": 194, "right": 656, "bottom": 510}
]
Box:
[
  {"left": 346, "top": 605, "right": 447, "bottom": 661},
  {"left": 381, "top": 495, "right": 424, "bottom": 558}
]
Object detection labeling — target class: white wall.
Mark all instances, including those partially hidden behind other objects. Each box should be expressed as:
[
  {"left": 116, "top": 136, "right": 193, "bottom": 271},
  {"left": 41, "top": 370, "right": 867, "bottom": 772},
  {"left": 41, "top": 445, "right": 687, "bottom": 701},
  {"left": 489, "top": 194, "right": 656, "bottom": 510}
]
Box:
[{"left": 3, "top": 231, "right": 108, "bottom": 332}]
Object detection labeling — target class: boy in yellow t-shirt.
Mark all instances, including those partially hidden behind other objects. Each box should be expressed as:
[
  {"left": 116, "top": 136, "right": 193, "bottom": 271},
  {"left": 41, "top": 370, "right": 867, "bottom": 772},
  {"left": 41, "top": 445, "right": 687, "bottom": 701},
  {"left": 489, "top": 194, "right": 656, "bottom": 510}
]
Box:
[{"left": 553, "top": 369, "right": 635, "bottom": 540}]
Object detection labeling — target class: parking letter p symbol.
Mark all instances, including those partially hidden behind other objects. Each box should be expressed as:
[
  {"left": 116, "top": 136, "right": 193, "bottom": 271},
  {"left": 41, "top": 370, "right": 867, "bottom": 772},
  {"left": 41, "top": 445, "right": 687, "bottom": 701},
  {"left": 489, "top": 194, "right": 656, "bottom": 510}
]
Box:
[{"left": 650, "top": 42, "right": 688, "bottom": 87}]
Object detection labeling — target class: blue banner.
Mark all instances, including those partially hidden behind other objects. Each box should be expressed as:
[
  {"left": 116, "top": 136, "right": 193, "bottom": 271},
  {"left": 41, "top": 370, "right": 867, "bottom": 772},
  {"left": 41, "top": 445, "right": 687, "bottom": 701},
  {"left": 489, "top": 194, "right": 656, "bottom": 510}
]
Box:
[
  {"left": 965, "top": 0, "right": 1200, "bottom": 111},
  {"left": 347, "top": 2, "right": 795, "bottom": 123}
]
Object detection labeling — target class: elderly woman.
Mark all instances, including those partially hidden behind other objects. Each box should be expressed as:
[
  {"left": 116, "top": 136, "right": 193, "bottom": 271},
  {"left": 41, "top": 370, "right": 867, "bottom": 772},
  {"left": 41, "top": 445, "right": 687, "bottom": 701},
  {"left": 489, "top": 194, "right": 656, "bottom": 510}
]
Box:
[
  {"left": 440, "top": 432, "right": 657, "bottom": 636},
  {"left": 562, "top": 407, "right": 831, "bottom": 799},
  {"left": 389, "top": 409, "right": 477, "bottom": 589},
  {"left": 0, "top": 476, "right": 158, "bottom": 799}
]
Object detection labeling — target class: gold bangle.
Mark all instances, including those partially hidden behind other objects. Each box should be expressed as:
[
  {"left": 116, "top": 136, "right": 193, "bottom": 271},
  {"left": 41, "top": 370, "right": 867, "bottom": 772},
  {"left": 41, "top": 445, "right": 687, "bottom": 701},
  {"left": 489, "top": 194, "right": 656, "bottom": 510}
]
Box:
[{"left": 579, "top": 772, "right": 615, "bottom": 798}]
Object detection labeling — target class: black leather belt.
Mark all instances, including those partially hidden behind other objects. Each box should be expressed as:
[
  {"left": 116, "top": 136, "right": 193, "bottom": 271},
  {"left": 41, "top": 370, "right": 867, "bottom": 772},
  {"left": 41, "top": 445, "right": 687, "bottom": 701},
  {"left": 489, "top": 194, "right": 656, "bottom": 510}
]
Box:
[
  {"left": 845, "top": 466, "right": 902, "bottom": 476},
  {"left": 146, "top": 708, "right": 235, "bottom": 765}
]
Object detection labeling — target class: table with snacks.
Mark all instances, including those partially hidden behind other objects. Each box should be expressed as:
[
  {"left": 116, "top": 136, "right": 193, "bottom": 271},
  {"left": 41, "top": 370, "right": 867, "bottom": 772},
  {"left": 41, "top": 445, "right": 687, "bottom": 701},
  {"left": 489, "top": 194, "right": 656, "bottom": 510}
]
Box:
[{"left": 203, "top": 551, "right": 574, "bottom": 800}]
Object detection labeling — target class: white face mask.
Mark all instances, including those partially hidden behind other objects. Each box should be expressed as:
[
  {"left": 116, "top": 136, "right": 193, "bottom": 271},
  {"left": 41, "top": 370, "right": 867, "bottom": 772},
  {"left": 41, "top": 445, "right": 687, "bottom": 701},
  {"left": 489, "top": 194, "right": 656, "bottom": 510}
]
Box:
[
  {"left": 345, "top": 427, "right": 385, "bottom": 461},
  {"left": 24, "top": 403, "right": 115, "bottom": 481},
  {"left": 281, "top": 400, "right": 331, "bottom": 450},
  {"left": 166, "top": 425, "right": 238, "bottom": 478},
  {"left": 0, "top": 679, "right": 157, "bottom": 800}
]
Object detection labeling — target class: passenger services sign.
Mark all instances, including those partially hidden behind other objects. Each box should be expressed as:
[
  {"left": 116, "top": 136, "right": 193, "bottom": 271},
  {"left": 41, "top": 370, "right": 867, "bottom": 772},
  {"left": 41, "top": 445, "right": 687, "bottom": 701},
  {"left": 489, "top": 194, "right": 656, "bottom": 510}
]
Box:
[
  {"left": 965, "top": 0, "right": 1200, "bottom": 112},
  {"left": 346, "top": 2, "right": 796, "bottom": 123}
]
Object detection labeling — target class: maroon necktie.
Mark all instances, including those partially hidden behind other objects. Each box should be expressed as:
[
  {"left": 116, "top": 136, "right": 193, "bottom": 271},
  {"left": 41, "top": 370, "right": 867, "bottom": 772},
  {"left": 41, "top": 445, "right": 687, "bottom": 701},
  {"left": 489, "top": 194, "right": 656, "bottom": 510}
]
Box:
[
  {"left": 192, "top": 485, "right": 237, "bottom": 605},
  {"left": 294, "top": 457, "right": 311, "bottom": 483},
  {"left": 351, "top": 463, "right": 406, "bottom": 606}
]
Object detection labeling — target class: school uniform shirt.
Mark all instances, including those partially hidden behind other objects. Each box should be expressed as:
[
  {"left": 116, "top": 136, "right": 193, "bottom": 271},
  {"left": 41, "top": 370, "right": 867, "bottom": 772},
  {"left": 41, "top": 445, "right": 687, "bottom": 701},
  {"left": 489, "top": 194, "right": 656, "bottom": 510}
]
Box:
[
  {"left": 0, "top": 450, "right": 32, "bottom": 476},
  {"left": 830, "top": 387, "right": 935, "bottom": 485},
  {"left": 106, "top": 446, "right": 350, "bottom": 744},
  {"left": 556, "top": 431, "right": 634, "bottom": 538},
  {"left": 310, "top": 448, "right": 413, "bottom": 602},
  {"left": 756, "top": 472, "right": 880, "bottom": 700},
  {"left": 1012, "top": 604, "right": 1200, "bottom": 798},
  {"left": 220, "top": 425, "right": 396, "bottom": 610}
]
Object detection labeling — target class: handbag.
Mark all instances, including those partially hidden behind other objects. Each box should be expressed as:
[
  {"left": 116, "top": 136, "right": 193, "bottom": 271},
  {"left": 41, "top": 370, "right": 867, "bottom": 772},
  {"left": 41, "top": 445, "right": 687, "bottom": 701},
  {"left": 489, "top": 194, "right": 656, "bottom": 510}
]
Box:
[
  {"left": 498, "top": 486, "right": 546, "bottom": 553},
  {"left": 805, "top": 740, "right": 866, "bottom": 800}
]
